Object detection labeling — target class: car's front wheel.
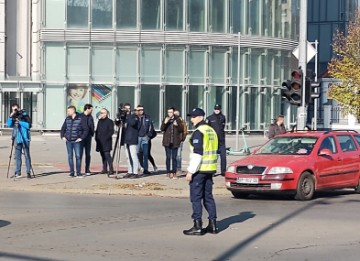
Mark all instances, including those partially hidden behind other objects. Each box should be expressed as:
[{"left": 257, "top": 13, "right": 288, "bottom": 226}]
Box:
[
  {"left": 231, "top": 191, "right": 249, "bottom": 199},
  {"left": 295, "top": 172, "right": 315, "bottom": 200}
]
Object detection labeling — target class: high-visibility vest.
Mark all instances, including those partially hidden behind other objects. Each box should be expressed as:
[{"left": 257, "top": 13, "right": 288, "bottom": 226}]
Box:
[{"left": 189, "top": 124, "right": 218, "bottom": 172}]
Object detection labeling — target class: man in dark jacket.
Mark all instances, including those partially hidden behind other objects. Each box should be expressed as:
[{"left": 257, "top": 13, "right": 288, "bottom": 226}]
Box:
[
  {"left": 206, "top": 104, "right": 226, "bottom": 176},
  {"left": 60, "top": 106, "right": 89, "bottom": 178},
  {"left": 136, "top": 105, "right": 153, "bottom": 175},
  {"left": 95, "top": 108, "right": 114, "bottom": 175},
  {"left": 160, "top": 107, "right": 183, "bottom": 179},
  {"left": 267, "top": 115, "right": 286, "bottom": 139},
  {"left": 80, "top": 104, "right": 95, "bottom": 175}
]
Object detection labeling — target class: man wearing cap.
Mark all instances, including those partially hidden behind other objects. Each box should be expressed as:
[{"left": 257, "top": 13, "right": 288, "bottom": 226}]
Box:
[
  {"left": 183, "top": 108, "right": 219, "bottom": 236},
  {"left": 206, "top": 104, "right": 227, "bottom": 176}
]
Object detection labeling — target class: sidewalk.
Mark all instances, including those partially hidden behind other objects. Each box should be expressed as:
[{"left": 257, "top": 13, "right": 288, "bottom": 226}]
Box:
[{"left": 0, "top": 133, "right": 267, "bottom": 197}]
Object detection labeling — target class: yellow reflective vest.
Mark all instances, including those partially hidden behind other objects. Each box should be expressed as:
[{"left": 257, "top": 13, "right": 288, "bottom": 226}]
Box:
[{"left": 189, "top": 124, "right": 218, "bottom": 173}]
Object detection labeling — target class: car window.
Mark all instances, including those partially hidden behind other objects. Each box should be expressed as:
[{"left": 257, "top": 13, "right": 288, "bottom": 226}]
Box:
[
  {"left": 337, "top": 135, "right": 357, "bottom": 152},
  {"left": 318, "top": 136, "right": 337, "bottom": 154},
  {"left": 354, "top": 135, "right": 360, "bottom": 147},
  {"left": 256, "top": 136, "right": 317, "bottom": 155}
]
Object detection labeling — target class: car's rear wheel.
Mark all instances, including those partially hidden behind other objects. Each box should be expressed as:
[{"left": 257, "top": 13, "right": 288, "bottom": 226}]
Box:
[
  {"left": 354, "top": 177, "right": 360, "bottom": 193},
  {"left": 295, "top": 172, "right": 315, "bottom": 201},
  {"left": 231, "top": 191, "right": 249, "bottom": 199}
]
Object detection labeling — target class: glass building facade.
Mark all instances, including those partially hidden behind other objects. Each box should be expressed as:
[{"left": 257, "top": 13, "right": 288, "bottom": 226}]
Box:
[{"left": 0, "top": 0, "right": 300, "bottom": 131}]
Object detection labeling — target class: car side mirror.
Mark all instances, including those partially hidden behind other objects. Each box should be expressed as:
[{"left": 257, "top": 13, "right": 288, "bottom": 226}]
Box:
[{"left": 318, "top": 148, "right": 332, "bottom": 156}]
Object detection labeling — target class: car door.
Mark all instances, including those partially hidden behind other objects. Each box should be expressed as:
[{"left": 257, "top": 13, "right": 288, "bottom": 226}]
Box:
[
  {"left": 315, "top": 135, "right": 342, "bottom": 189},
  {"left": 334, "top": 134, "right": 360, "bottom": 186}
]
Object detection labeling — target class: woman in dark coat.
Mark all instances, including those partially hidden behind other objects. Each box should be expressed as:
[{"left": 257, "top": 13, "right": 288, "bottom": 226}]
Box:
[{"left": 95, "top": 109, "right": 114, "bottom": 174}]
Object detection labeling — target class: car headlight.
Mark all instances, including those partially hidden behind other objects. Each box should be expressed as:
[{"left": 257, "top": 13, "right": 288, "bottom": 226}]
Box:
[
  {"left": 227, "top": 166, "right": 236, "bottom": 173},
  {"left": 267, "top": 167, "right": 293, "bottom": 175}
]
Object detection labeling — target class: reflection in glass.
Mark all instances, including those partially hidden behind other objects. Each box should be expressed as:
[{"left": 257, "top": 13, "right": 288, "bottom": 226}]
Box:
[
  {"left": 117, "top": 86, "right": 135, "bottom": 108},
  {"left": 141, "top": 0, "right": 161, "bottom": 30},
  {"left": 260, "top": 87, "right": 271, "bottom": 129},
  {"left": 231, "top": 0, "right": 241, "bottom": 33},
  {"left": 209, "top": 0, "right": 225, "bottom": 32},
  {"left": 116, "top": 0, "right": 137, "bottom": 29},
  {"left": 165, "top": 49, "right": 183, "bottom": 83},
  {"left": 245, "top": 87, "right": 259, "bottom": 130},
  {"left": 117, "top": 48, "right": 137, "bottom": 82},
  {"left": 141, "top": 48, "right": 161, "bottom": 82},
  {"left": 262, "top": 0, "right": 273, "bottom": 36},
  {"left": 207, "top": 86, "right": 224, "bottom": 114},
  {"left": 166, "top": 0, "right": 183, "bottom": 30},
  {"left": 67, "top": 0, "right": 89, "bottom": 28},
  {"left": 165, "top": 86, "right": 183, "bottom": 115},
  {"left": 189, "top": 0, "right": 205, "bottom": 32},
  {"left": 210, "top": 50, "right": 225, "bottom": 84},
  {"left": 188, "top": 85, "right": 204, "bottom": 129},
  {"left": 249, "top": 0, "right": 259, "bottom": 35},
  {"left": 188, "top": 50, "right": 205, "bottom": 83},
  {"left": 92, "top": 0, "right": 112, "bottom": 28},
  {"left": 140, "top": 85, "right": 160, "bottom": 128}
]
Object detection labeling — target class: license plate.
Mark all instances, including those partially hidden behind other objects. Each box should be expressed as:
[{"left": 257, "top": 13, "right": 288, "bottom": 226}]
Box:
[{"left": 237, "top": 178, "right": 259, "bottom": 184}]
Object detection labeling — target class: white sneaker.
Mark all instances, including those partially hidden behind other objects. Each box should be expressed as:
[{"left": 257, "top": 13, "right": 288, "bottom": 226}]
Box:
[
  {"left": 139, "top": 167, "right": 144, "bottom": 174},
  {"left": 153, "top": 166, "right": 158, "bottom": 172}
]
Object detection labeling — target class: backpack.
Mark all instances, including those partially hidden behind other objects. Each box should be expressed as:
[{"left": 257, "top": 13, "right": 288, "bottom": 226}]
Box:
[
  {"left": 180, "top": 119, "right": 188, "bottom": 141},
  {"left": 148, "top": 121, "right": 157, "bottom": 139}
]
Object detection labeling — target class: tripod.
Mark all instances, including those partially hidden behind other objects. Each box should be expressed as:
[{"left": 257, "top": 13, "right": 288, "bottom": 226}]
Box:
[
  {"left": 110, "top": 121, "right": 123, "bottom": 178},
  {"left": 6, "top": 122, "right": 35, "bottom": 180}
]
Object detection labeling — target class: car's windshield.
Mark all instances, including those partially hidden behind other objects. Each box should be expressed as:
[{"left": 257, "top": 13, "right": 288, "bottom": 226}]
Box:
[{"left": 256, "top": 136, "right": 318, "bottom": 155}]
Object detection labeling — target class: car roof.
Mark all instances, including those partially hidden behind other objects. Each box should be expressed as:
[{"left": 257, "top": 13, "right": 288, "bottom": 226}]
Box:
[{"left": 279, "top": 130, "right": 359, "bottom": 138}]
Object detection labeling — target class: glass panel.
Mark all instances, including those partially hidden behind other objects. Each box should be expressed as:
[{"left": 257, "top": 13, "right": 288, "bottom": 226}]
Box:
[
  {"left": 187, "top": 85, "right": 205, "bottom": 129},
  {"left": 209, "top": 0, "right": 225, "bottom": 32},
  {"left": 274, "top": 0, "right": 282, "bottom": 37},
  {"left": 231, "top": 0, "right": 241, "bottom": 33},
  {"left": 117, "top": 47, "right": 137, "bottom": 82},
  {"left": 273, "top": 88, "right": 281, "bottom": 118},
  {"left": 165, "top": 85, "right": 183, "bottom": 114},
  {"left": 45, "top": 86, "right": 66, "bottom": 129},
  {"left": 45, "top": 43, "right": 65, "bottom": 81},
  {"left": 165, "top": 49, "right": 183, "bottom": 83},
  {"left": 91, "top": 84, "right": 112, "bottom": 121},
  {"left": 207, "top": 86, "right": 224, "bottom": 114},
  {"left": 116, "top": 0, "right": 137, "bottom": 29},
  {"left": 210, "top": 50, "right": 225, "bottom": 84},
  {"left": 250, "top": 50, "right": 260, "bottom": 84},
  {"left": 45, "top": 0, "right": 65, "bottom": 28},
  {"left": 141, "top": 0, "right": 161, "bottom": 30},
  {"left": 260, "top": 87, "right": 271, "bottom": 129},
  {"left": 67, "top": 46, "right": 89, "bottom": 81},
  {"left": 262, "top": 0, "right": 273, "bottom": 36},
  {"left": 67, "top": 0, "right": 89, "bottom": 28},
  {"left": 189, "top": 0, "right": 205, "bottom": 32},
  {"left": 3, "top": 92, "right": 20, "bottom": 128},
  {"left": 91, "top": 47, "right": 113, "bottom": 81},
  {"left": 140, "top": 85, "right": 160, "bottom": 128},
  {"left": 228, "top": 86, "right": 240, "bottom": 130},
  {"left": 141, "top": 48, "right": 161, "bottom": 82},
  {"left": 166, "top": 0, "right": 183, "bottom": 30},
  {"left": 23, "top": 93, "right": 34, "bottom": 125},
  {"left": 188, "top": 50, "right": 205, "bottom": 83},
  {"left": 249, "top": 0, "right": 259, "bottom": 35},
  {"left": 92, "top": 0, "right": 112, "bottom": 29},
  {"left": 66, "top": 84, "right": 89, "bottom": 112},
  {"left": 117, "top": 86, "right": 135, "bottom": 108},
  {"left": 245, "top": 87, "right": 259, "bottom": 130}
]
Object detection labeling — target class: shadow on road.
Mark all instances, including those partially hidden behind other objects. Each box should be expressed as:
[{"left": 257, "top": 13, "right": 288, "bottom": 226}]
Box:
[
  {"left": 0, "top": 251, "right": 62, "bottom": 261},
  {"left": 0, "top": 220, "right": 11, "bottom": 228},
  {"left": 34, "top": 171, "right": 65, "bottom": 178},
  {"left": 214, "top": 198, "right": 332, "bottom": 261},
  {"left": 218, "top": 211, "right": 255, "bottom": 233}
]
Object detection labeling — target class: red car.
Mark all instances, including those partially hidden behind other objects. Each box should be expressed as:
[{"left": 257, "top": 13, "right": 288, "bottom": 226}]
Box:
[{"left": 225, "top": 130, "right": 360, "bottom": 200}]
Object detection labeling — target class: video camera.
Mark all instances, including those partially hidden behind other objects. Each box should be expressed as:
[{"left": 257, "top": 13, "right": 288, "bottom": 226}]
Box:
[
  {"left": 11, "top": 109, "right": 26, "bottom": 120},
  {"left": 114, "top": 103, "right": 128, "bottom": 126}
]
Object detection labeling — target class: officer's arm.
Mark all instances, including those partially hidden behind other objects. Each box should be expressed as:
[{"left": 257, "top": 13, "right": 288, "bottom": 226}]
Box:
[{"left": 187, "top": 130, "right": 204, "bottom": 174}]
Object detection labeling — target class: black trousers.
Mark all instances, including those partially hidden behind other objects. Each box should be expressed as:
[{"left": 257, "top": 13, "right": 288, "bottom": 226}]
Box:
[
  {"left": 138, "top": 139, "right": 156, "bottom": 168},
  {"left": 100, "top": 151, "right": 113, "bottom": 172}
]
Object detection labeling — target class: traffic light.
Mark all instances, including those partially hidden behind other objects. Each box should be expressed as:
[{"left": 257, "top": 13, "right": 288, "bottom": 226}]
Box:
[
  {"left": 305, "top": 77, "right": 320, "bottom": 104},
  {"left": 281, "top": 70, "right": 303, "bottom": 105}
]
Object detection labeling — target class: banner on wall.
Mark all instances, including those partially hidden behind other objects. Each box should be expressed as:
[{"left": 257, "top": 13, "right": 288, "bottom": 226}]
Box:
[
  {"left": 91, "top": 84, "right": 112, "bottom": 121},
  {"left": 66, "top": 84, "right": 89, "bottom": 113}
]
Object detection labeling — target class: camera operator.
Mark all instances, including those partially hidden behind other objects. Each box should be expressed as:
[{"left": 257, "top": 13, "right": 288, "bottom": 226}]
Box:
[{"left": 7, "top": 103, "right": 32, "bottom": 179}]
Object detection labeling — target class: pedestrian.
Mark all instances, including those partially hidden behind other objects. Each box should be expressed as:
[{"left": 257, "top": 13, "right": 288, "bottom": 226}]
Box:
[
  {"left": 206, "top": 104, "right": 227, "bottom": 176},
  {"left": 7, "top": 104, "right": 32, "bottom": 179},
  {"left": 136, "top": 105, "right": 154, "bottom": 175},
  {"left": 122, "top": 104, "right": 140, "bottom": 179},
  {"left": 160, "top": 107, "right": 183, "bottom": 179},
  {"left": 60, "top": 105, "right": 89, "bottom": 178},
  {"left": 174, "top": 110, "right": 187, "bottom": 176},
  {"left": 138, "top": 122, "right": 158, "bottom": 173},
  {"left": 80, "top": 104, "right": 95, "bottom": 175},
  {"left": 95, "top": 108, "right": 114, "bottom": 175},
  {"left": 267, "top": 114, "right": 286, "bottom": 139},
  {"left": 183, "top": 108, "right": 218, "bottom": 236}
]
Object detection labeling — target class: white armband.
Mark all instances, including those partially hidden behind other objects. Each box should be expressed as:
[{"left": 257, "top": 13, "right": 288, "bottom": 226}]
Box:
[{"left": 187, "top": 153, "right": 202, "bottom": 174}]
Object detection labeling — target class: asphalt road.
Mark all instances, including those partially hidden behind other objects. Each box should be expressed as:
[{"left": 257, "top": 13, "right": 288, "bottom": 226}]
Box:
[{"left": 1, "top": 191, "right": 360, "bottom": 261}]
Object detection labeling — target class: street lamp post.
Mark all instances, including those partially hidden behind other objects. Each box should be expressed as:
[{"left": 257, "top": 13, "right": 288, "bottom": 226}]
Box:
[{"left": 236, "top": 32, "right": 241, "bottom": 150}]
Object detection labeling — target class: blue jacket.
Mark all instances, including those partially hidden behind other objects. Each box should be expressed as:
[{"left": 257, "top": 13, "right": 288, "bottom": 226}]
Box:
[
  {"left": 60, "top": 113, "right": 89, "bottom": 141},
  {"left": 124, "top": 114, "right": 139, "bottom": 145},
  {"left": 7, "top": 117, "right": 31, "bottom": 143}
]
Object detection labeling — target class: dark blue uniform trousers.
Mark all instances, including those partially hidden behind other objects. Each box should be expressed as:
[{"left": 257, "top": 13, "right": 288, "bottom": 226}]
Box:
[
  {"left": 190, "top": 172, "right": 217, "bottom": 221},
  {"left": 218, "top": 143, "right": 227, "bottom": 174}
]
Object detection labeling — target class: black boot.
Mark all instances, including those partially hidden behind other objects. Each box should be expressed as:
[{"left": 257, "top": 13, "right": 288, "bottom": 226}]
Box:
[
  {"left": 206, "top": 219, "right": 219, "bottom": 234},
  {"left": 183, "top": 220, "right": 206, "bottom": 236}
]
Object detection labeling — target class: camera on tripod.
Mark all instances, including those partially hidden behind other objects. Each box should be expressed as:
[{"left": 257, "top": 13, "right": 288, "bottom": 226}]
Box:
[
  {"left": 11, "top": 109, "right": 25, "bottom": 120},
  {"left": 114, "top": 103, "right": 128, "bottom": 126}
]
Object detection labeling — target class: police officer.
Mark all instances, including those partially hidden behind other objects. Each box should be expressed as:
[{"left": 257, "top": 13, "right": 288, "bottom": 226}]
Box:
[
  {"left": 183, "top": 108, "right": 219, "bottom": 236},
  {"left": 206, "top": 104, "right": 226, "bottom": 176}
]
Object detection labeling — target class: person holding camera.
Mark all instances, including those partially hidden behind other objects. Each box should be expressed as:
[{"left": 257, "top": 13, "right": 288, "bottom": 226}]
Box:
[
  {"left": 160, "top": 107, "right": 183, "bottom": 179},
  {"left": 60, "top": 106, "right": 89, "bottom": 178},
  {"left": 80, "top": 104, "right": 95, "bottom": 175},
  {"left": 7, "top": 103, "right": 32, "bottom": 179},
  {"left": 95, "top": 108, "right": 114, "bottom": 175}
]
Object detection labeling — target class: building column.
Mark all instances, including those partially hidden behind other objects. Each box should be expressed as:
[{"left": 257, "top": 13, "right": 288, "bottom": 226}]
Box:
[
  {"left": 31, "top": 0, "right": 41, "bottom": 81},
  {"left": 0, "top": 0, "right": 5, "bottom": 80}
]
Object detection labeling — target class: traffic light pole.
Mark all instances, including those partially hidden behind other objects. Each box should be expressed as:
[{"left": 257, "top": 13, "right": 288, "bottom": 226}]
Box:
[{"left": 297, "top": 0, "right": 308, "bottom": 130}]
